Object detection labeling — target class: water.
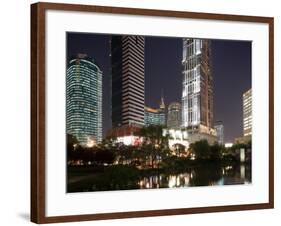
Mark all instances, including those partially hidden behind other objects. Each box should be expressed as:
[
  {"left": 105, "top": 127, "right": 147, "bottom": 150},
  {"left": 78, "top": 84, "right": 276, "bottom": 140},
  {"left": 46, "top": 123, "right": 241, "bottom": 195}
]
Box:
[
  {"left": 68, "top": 163, "right": 251, "bottom": 192},
  {"left": 138, "top": 164, "right": 251, "bottom": 189}
]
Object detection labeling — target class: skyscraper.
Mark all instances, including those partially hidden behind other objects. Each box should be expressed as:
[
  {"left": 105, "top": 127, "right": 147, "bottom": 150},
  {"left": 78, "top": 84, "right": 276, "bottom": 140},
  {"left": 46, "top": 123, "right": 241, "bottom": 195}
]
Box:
[
  {"left": 111, "top": 35, "right": 145, "bottom": 128},
  {"left": 243, "top": 89, "right": 252, "bottom": 137},
  {"left": 214, "top": 121, "right": 224, "bottom": 145},
  {"left": 182, "top": 39, "right": 214, "bottom": 131},
  {"left": 167, "top": 102, "right": 181, "bottom": 129},
  {"left": 66, "top": 54, "right": 102, "bottom": 144}
]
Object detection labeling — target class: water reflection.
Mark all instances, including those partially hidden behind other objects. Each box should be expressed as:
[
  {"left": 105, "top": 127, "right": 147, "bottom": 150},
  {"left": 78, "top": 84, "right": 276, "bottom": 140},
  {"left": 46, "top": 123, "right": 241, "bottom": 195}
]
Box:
[
  {"left": 68, "top": 163, "right": 251, "bottom": 192},
  {"left": 138, "top": 164, "right": 251, "bottom": 189}
]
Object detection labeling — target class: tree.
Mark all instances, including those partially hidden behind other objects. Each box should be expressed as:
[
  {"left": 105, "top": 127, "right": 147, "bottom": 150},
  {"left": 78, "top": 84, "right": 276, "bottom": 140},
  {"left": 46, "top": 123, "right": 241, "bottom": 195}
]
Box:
[
  {"left": 209, "top": 142, "right": 222, "bottom": 160},
  {"left": 67, "top": 134, "right": 79, "bottom": 163},
  {"left": 188, "top": 140, "right": 211, "bottom": 160},
  {"left": 95, "top": 149, "right": 115, "bottom": 165},
  {"left": 136, "top": 125, "right": 169, "bottom": 148},
  {"left": 102, "top": 135, "right": 117, "bottom": 149},
  {"left": 173, "top": 143, "right": 186, "bottom": 157},
  {"left": 67, "top": 134, "right": 78, "bottom": 152},
  {"left": 135, "top": 125, "right": 171, "bottom": 168}
]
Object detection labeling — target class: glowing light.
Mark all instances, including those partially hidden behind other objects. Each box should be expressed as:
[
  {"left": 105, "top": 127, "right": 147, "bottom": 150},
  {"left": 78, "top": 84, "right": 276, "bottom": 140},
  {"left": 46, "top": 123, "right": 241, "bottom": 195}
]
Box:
[
  {"left": 176, "top": 177, "right": 180, "bottom": 186},
  {"left": 116, "top": 135, "right": 142, "bottom": 146},
  {"left": 163, "top": 129, "right": 189, "bottom": 151},
  {"left": 240, "top": 165, "right": 245, "bottom": 179},
  {"left": 168, "top": 176, "right": 176, "bottom": 188},
  {"left": 184, "top": 174, "right": 190, "bottom": 184},
  {"left": 190, "top": 171, "right": 194, "bottom": 179},
  {"left": 146, "top": 182, "right": 150, "bottom": 189},
  {"left": 225, "top": 143, "right": 233, "bottom": 148},
  {"left": 190, "top": 154, "right": 196, "bottom": 160},
  {"left": 240, "top": 148, "right": 245, "bottom": 162},
  {"left": 86, "top": 137, "right": 96, "bottom": 147}
]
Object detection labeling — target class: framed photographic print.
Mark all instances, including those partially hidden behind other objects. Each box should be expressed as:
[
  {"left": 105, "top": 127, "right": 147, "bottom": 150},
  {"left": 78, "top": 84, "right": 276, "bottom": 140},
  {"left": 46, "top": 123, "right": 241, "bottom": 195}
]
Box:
[{"left": 31, "top": 2, "right": 274, "bottom": 224}]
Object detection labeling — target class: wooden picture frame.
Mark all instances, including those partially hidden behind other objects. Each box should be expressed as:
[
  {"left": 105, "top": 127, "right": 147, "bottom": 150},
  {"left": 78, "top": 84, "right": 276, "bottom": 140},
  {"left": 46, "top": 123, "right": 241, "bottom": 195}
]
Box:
[{"left": 31, "top": 2, "right": 274, "bottom": 223}]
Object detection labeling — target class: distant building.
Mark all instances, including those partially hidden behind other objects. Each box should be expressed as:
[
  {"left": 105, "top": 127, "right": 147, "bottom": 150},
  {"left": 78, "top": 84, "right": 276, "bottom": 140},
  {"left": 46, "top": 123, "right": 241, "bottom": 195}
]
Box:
[
  {"left": 66, "top": 54, "right": 102, "bottom": 144},
  {"left": 243, "top": 89, "right": 252, "bottom": 137},
  {"left": 234, "top": 88, "right": 252, "bottom": 144},
  {"left": 144, "top": 106, "right": 165, "bottom": 126},
  {"left": 163, "top": 129, "right": 189, "bottom": 151},
  {"left": 106, "top": 125, "right": 142, "bottom": 146},
  {"left": 144, "top": 97, "right": 166, "bottom": 126},
  {"left": 214, "top": 121, "right": 224, "bottom": 145},
  {"left": 110, "top": 35, "right": 145, "bottom": 128},
  {"left": 163, "top": 128, "right": 217, "bottom": 151},
  {"left": 167, "top": 102, "right": 181, "bottom": 129}
]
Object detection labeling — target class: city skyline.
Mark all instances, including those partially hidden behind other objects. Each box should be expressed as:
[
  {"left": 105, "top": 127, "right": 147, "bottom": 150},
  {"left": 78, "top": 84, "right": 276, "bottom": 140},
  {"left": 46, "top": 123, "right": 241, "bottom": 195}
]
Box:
[{"left": 67, "top": 33, "right": 251, "bottom": 142}]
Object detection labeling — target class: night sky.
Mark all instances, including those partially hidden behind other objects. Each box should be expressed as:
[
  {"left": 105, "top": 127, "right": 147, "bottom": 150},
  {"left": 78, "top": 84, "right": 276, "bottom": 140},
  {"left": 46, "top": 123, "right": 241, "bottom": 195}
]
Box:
[{"left": 67, "top": 33, "right": 251, "bottom": 142}]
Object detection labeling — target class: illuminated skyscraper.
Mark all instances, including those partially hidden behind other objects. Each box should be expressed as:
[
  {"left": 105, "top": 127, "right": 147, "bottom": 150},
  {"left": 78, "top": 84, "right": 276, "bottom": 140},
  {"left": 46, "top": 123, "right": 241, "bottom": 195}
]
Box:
[
  {"left": 167, "top": 102, "right": 181, "bottom": 129},
  {"left": 182, "top": 39, "right": 214, "bottom": 131},
  {"left": 111, "top": 35, "right": 145, "bottom": 128},
  {"left": 66, "top": 54, "right": 102, "bottom": 144},
  {"left": 243, "top": 89, "right": 252, "bottom": 136}
]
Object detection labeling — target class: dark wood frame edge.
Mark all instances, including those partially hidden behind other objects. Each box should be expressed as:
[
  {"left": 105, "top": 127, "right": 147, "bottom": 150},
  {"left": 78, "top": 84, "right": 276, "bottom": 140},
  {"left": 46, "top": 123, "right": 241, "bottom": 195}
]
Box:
[
  {"left": 31, "top": 3, "right": 46, "bottom": 223},
  {"left": 31, "top": 2, "right": 274, "bottom": 224}
]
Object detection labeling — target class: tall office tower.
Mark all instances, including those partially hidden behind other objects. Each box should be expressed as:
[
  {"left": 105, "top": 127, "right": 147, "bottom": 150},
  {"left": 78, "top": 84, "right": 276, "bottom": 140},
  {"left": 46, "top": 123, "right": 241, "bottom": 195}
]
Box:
[
  {"left": 214, "top": 121, "right": 224, "bottom": 145},
  {"left": 66, "top": 54, "right": 103, "bottom": 144},
  {"left": 167, "top": 102, "right": 181, "bottom": 129},
  {"left": 243, "top": 89, "right": 252, "bottom": 136},
  {"left": 182, "top": 39, "right": 214, "bottom": 131},
  {"left": 111, "top": 35, "right": 145, "bottom": 128}
]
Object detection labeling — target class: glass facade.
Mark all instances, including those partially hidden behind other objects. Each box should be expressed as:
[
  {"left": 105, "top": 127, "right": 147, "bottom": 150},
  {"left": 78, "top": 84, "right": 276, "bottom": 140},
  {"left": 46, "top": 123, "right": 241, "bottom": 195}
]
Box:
[
  {"left": 66, "top": 54, "right": 102, "bottom": 144},
  {"left": 182, "top": 39, "right": 213, "bottom": 130},
  {"left": 144, "top": 106, "right": 166, "bottom": 127}
]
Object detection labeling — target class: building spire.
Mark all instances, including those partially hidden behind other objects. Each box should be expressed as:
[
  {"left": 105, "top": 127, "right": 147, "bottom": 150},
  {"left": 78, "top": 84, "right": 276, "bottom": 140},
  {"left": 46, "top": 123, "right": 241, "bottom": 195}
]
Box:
[{"left": 160, "top": 89, "right": 165, "bottom": 109}]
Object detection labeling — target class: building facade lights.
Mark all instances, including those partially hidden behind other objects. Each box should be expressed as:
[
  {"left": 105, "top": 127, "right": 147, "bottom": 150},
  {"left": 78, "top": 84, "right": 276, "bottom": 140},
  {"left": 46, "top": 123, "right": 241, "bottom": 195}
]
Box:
[
  {"left": 182, "top": 39, "right": 214, "bottom": 130},
  {"left": 243, "top": 89, "right": 252, "bottom": 137},
  {"left": 66, "top": 54, "right": 102, "bottom": 144}
]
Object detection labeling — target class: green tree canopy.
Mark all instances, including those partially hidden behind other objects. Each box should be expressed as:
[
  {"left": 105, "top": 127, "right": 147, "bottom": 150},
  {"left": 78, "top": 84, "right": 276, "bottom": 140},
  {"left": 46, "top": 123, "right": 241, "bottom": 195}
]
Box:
[{"left": 189, "top": 140, "right": 211, "bottom": 159}]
